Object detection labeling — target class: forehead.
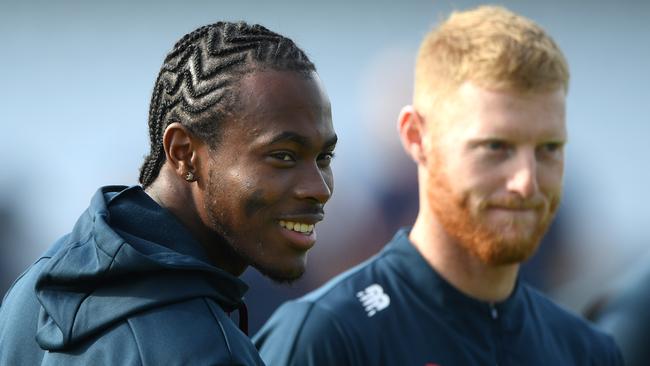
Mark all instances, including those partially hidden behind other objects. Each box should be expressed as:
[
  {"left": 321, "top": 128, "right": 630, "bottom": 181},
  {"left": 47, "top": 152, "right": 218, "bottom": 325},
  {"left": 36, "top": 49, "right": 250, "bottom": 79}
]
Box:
[
  {"left": 228, "top": 70, "right": 333, "bottom": 140},
  {"left": 238, "top": 70, "right": 330, "bottom": 119},
  {"left": 444, "top": 82, "right": 567, "bottom": 141}
]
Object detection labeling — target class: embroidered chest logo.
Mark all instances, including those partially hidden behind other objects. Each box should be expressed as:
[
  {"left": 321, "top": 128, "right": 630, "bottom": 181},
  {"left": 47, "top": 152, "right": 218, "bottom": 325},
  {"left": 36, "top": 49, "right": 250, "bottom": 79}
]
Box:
[{"left": 356, "top": 284, "right": 390, "bottom": 317}]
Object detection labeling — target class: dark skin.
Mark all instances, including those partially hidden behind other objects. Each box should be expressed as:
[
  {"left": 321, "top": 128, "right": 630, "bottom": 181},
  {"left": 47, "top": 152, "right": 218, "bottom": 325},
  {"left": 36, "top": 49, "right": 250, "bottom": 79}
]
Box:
[{"left": 146, "top": 70, "right": 336, "bottom": 281}]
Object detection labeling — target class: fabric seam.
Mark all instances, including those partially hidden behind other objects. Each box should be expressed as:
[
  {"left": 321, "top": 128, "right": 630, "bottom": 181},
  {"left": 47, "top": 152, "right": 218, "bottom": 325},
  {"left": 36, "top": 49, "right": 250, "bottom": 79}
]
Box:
[
  {"left": 203, "top": 298, "right": 234, "bottom": 364},
  {"left": 126, "top": 318, "right": 145, "bottom": 366}
]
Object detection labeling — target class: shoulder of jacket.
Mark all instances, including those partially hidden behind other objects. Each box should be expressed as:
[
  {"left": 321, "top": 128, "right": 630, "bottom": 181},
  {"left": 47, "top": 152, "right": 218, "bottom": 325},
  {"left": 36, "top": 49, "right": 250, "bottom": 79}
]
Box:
[{"left": 522, "top": 284, "right": 621, "bottom": 358}]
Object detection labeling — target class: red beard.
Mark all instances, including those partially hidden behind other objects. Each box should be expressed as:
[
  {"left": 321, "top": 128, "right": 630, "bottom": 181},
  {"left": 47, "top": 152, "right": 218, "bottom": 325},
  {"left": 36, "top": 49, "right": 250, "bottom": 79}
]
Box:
[{"left": 426, "top": 156, "right": 561, "bottom": 266}]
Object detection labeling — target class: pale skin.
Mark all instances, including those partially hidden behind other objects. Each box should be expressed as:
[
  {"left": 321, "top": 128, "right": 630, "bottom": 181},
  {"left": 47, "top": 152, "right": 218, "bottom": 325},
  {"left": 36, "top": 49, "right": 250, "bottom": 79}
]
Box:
[{"left": 398, "top": 81, "right": 567, "bottom": 302}]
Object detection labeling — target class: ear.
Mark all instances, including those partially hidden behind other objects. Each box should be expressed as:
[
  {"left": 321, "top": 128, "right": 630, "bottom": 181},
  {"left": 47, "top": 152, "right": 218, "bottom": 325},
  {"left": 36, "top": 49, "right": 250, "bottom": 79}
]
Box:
[
  {"left": 397, "top": 105, "right": 427, "bottom": 165},
  {"left": 162, "top": 122, "right": 201, "bottom": 181}
]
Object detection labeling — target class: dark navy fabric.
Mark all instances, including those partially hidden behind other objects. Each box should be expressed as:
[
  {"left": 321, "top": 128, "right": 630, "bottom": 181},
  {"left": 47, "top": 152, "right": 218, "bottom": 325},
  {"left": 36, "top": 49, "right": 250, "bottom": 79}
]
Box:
[
  {"left": 255, "top": 228, "right": 623, "bottom": 366},
  {"left": 591, "top": 253, "right": 650, "bottom": 366},
  {"left": 0, "top": 185, "right": 264, "bottom": 365}
]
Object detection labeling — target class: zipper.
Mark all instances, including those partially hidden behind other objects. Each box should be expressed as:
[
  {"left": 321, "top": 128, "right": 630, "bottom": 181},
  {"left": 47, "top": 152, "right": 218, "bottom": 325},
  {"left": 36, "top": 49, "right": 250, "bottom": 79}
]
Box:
[{"left": 490, "top": 303, "right": 503, "bottom": 366}]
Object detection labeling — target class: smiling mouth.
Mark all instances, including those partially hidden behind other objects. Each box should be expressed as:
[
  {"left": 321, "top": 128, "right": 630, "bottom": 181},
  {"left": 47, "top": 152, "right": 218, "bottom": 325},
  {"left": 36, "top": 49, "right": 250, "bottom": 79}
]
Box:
[{"left": 279, "top": 220, "right": 314, "bottom": 235}]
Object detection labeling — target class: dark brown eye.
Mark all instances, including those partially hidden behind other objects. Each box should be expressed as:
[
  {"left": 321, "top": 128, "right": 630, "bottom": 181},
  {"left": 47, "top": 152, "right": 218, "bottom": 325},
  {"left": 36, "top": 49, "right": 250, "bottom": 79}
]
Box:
[
  {"left": 317, "top": 152, "right": 335, "bottom": 167},
  {"left": 271, "top": 152, "right": 295, "bottom": 162},
  {"left": 319, "top": 152, "right": 334, "bottom": 161}
]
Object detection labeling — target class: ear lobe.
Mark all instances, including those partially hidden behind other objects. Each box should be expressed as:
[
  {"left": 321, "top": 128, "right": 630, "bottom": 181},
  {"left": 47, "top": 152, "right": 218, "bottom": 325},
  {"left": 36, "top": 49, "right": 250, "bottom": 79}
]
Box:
[
  {"left": 397, "top": 105, "right": 427, "bottom": 165},
  {"left": 162, "top": 122, "right": 199, "bottom": 180}
]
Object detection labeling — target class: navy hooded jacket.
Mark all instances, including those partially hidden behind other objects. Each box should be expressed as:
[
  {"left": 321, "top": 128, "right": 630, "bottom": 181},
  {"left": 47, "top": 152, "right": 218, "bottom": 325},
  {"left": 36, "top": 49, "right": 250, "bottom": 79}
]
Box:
[
  {"left": 0, "top": 185, "right": 264, "bottom": 365},
  {"left": 255, "top": 229, "right": 623, "bottom": 365}
]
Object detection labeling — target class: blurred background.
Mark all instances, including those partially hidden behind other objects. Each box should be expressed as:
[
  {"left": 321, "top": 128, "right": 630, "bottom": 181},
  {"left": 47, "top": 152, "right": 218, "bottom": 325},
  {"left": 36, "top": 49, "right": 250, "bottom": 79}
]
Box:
[{"left": 1, "top": 0, "right": 649, "bottom": 334}]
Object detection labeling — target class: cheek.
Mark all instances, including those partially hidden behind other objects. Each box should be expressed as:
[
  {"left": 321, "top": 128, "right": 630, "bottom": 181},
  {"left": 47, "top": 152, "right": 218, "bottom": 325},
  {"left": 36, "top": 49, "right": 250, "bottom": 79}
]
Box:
[
  {"left": 243, "top": 189, "right": 267, "bottom": 218},
  {"left": 454, "top": 165, "right": 501, "bottom": 202},
  {"left": 443, "top": 149, "right": 497, "bottom": 188},
  {"left": 209, "top": 166, "right": 260, "bottom": 214},
  {"left": 538, "top": 163, "right": 565, "bottom": 194},
  {"left": 237, "top": 169, "right": 292, "bottom": 215},
  {"left": 453, "top": 172, "right": 504, "bottom": 217}
]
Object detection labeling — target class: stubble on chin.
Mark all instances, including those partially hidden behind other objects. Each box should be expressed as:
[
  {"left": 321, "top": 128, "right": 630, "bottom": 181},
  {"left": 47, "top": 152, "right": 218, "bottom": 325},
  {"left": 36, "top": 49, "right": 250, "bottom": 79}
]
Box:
[{"left": 255, "top": 262, "right": 306, "bottom": 284}]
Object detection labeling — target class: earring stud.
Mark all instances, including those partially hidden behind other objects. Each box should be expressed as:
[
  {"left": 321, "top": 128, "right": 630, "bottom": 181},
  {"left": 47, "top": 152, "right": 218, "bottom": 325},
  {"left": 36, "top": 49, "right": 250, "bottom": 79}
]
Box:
[{"left": 184, "top": 171, "right": 197, "bottom": 182}]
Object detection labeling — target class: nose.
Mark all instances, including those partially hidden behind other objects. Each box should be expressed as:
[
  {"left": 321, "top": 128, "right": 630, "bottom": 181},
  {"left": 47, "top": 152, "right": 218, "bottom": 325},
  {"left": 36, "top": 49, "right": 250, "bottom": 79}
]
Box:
[
  {"left": 506, "top": 150, "right": 538, "bottom": 199},
  {"left": 295, "top": 164, "right": 333, "bottom": 204}
]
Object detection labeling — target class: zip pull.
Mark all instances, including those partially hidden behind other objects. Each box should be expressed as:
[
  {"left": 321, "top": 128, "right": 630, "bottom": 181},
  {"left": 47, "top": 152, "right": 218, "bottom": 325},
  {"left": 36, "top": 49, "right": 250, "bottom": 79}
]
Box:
[{"left": 489, "top": 304, "right": 498, "bottom": 320}]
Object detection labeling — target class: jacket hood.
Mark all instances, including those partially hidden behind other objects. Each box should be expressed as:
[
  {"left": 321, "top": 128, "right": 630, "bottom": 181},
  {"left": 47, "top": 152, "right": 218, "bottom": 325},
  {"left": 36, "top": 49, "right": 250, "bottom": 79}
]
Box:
[{"left": 34, "top": 185, "right": 248, "bottom": 351}]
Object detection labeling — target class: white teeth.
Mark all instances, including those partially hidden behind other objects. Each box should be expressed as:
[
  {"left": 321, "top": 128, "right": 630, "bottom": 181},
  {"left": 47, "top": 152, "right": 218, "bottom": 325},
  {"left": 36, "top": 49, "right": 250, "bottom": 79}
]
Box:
[{"left": 279, "top": 220, "right": 314, "bottom": 234}]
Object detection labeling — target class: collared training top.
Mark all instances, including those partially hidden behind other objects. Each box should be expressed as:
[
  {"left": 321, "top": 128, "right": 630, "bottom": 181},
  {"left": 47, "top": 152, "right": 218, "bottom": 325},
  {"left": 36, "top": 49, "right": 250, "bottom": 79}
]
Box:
[
  {"left": 0, "top": 185, "right": 264, "bottom": 366},
  {"left": 255, "top": 228, "right": 623, "bottom": 366}
]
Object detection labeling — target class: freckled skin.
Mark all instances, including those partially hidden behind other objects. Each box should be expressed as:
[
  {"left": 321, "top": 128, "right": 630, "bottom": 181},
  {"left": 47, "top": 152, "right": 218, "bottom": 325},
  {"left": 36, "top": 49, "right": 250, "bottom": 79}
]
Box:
[{"left": 194, "top": 70, "right": 336, "bottom": 282}]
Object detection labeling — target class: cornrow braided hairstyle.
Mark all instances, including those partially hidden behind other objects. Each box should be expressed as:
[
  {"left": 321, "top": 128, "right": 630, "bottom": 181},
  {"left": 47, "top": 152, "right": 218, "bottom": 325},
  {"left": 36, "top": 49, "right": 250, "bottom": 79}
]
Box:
[{"left": 139, "top": 21, "right": 316, "bottom": 187}]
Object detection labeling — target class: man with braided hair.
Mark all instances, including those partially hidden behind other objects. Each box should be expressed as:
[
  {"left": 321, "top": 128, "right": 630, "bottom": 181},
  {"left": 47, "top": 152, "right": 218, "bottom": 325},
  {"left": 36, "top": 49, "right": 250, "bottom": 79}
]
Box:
[
  {"left": 255, "top": 6, "right": 623, "bottom": 365},
  {"left": 0, "top": 21, "right": 336, "bottom": 365}
]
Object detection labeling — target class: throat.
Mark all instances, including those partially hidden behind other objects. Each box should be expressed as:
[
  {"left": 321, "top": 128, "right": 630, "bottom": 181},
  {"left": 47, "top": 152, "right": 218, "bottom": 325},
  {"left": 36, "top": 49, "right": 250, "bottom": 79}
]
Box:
[{"left": 409, "top": 213, "right": 520, "bottom": 302}]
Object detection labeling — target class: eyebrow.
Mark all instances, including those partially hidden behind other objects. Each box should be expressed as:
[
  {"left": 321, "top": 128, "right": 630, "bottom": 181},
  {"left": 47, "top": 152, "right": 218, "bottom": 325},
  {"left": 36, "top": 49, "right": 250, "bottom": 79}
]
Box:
[
  {"left": 268, "top": 132, "right": 338, "bottom": 149},
  {"left": 466, "top": 136, "right": 568, "bottom": 147},
  {"left": 268, "top": 132, "right": 310, "bottom": 147}
]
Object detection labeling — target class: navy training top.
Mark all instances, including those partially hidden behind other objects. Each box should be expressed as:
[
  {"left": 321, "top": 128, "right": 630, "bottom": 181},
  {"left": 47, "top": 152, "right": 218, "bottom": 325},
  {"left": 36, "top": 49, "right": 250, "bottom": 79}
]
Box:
[{"left": 255, "top": 228, "right": 623, "bottom": 366}]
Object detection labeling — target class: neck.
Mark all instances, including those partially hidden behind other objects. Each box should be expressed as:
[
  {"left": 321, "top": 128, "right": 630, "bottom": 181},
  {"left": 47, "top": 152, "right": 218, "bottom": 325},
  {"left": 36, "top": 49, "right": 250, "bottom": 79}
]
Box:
[
  {"left": 144, "top": 167, "right": 247, "bottom": 276},
  {"left": 409, "top": 207, "right": 519, "bottom": 303}
]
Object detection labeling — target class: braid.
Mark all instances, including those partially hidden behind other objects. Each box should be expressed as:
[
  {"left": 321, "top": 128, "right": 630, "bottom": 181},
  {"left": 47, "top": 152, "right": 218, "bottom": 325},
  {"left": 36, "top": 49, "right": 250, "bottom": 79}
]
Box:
[
  {"left": 139, "top": 81, "right": 167, "bottom": 187},
  {"left": 139, "top": 21, "right": 315, "bottom": 187}
]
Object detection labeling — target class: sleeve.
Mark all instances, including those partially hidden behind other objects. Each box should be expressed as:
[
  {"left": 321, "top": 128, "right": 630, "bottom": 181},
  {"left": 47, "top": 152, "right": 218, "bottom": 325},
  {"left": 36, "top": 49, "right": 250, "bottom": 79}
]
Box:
[
  {"left": 596, "top": 311, "right": 643, "bottom": 366},
  {"left": 590, "top": 271, "right": 650, "bottom": 366},
  {"left": 584, "top": 313, "right": 626, "bottom": 366},
  {"left": 254, "top": 300, "right": 362, "bottom": 366},
  {"left": 611, "top": 337, "right": 626, "bottom": 366}
]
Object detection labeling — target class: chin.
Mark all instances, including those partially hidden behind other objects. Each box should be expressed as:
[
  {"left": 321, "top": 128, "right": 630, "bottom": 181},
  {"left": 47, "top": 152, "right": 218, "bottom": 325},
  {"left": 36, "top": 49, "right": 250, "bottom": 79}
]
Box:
[
  {"left": 481, "top": 243, "right": 538, "bottom": 266},
  {"left": 472, "top": 232, "right": 544, "bottom": 266},
  {"left": 469, "top": 213, "right": 553, "bottom": 266},
  {"left": 254, "top": 261, "right": 306, "bottom": 284}
]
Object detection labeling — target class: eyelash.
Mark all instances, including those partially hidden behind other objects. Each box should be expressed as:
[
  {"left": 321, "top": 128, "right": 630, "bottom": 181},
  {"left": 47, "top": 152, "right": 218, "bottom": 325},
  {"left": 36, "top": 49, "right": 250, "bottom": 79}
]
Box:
[
  {"left": 269, "top": 152, "right": 336, "bottom": 164},
  {"left": 271, "top": 152, "right": 295, "bottom": 161},
  {"left": 319, "top": 152, "right": 335, "bottom": 161},
  {"left": 480, "top": 141, "right": 563, "bottom": 157},
  {"left": 489, "top": 141, "right": 507, "bottom": 150},
  {"left": 541, "top": 143, "right": 561, "bottom": 152},
  {"left": 482, "top": 140, "right": 511, "bottom": 154}
]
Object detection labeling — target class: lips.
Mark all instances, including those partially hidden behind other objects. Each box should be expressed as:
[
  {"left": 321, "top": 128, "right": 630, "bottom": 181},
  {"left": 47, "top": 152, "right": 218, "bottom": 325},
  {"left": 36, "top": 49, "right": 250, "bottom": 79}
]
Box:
[
  {"left": 486, "top": 196, "right": 546, "bottom": 211},
  {"left": 489, "top": 206, "right": 537, "bottom": 212},
  {"left": 278, "top": 212, "right": 324, "bottom": 225}
]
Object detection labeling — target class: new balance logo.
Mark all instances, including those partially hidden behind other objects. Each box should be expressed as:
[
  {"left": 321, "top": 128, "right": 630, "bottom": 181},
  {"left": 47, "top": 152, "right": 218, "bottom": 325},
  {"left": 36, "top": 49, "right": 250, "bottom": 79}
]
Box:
[{"left": 356, "top": 284, "right": 390, "bottom": 317}]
